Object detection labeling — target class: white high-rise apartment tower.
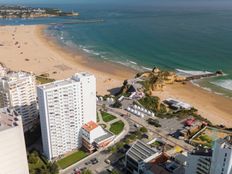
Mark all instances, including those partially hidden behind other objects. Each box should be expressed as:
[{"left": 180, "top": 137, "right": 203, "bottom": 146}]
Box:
[
  {"left": 0, "top": 71, "right": 38, "bottom": 132},
  {"left": 0, "top": 107, "right": 29, "bottom": 174},
  {"left": 210, "top": 136, "right": 232, "bottom": 174},
  {"left": 37, "top": 72, "right": 96, "bottom": 160}
]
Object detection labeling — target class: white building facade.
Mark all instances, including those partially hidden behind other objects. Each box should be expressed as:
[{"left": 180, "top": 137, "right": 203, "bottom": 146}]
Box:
[
  {"left": 210, "top": 136, "right": 232, "bottom": 174},
  {"left": 37, "top": 72, "right": 96, "bottom": 160},
  {"left": 0, "top": 71, "right": 38, "bottom": 131},
  {"left": 0, "top": 108, "right": 29, "bottom": 174}
]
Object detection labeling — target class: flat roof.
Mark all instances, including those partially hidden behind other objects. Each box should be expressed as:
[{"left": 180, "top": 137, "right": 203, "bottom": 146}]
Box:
[
  {"left": 190, "top": 148, "right": 212, "bottom": 157},
  {"left": 0, "top": 108, "right": 19, "bottom": 131},
  {"left": 37, "top": 78, "right": 74, "bottom": 90},
  {"left": 127, "top": 140, "right": 158, "bottom": 162},
  {"left": 37, "top": 72, "right": 94, "bottom": 91},
  {"left": 94, "top": 130, "right": 114, "bottom": 144},
  {"left": 217, "top": 136, "right": 232, "bottom": 148}
]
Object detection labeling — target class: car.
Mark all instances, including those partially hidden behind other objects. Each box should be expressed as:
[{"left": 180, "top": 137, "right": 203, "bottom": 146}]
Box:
[
  {"left": 85, "top": 161, "right": 91, "bottom": 165},
  {"left": 80, "top": 167, "right": 87, "bottom": 171},
  {"left": 91, "top": 158, "right": 98, "bottom": 164},
  {"left": 104, "top": 159, "right": 111, "bottom": 164}
]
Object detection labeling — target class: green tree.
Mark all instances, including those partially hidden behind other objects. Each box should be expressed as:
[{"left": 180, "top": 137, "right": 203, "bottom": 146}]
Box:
[
  {"left": 47, "top": 162, "right": 59, "bottom": 174},
  {"left": 140, "top": 127, "right": 148, "bottom": 133}
]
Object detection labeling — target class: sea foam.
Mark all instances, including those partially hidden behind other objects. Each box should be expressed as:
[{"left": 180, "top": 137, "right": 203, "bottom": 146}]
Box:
[
  {"left": 176, "top": 69, "right": 212, "bottom": 76},
  {"left": 211, "top": 79, "right": 232, "bottom": 91}
]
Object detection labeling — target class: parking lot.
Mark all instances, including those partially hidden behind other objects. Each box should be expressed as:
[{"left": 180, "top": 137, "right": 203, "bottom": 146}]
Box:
[{"left": 157, "top": 117, "right": 184, "bottom": 134}]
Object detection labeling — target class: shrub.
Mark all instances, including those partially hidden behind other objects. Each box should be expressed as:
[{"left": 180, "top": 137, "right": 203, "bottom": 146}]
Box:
[{"left": 140, "top": 127, "right": 148, "bottom": 133}]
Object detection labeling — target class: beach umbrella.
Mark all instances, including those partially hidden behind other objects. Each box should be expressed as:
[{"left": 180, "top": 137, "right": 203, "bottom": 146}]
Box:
[
  {"left": 127, "top": 107, "right": 131, "bottom": 111},
  {"left": 144, "top": 109, "right": 148, "bottom": 113},
  {"left": 134, "top": 105, "right": 138, "bottom": 109},
  {"left": 141, "top": 108, "right": 144, "bottom": 112},
  {"left": 151, "top": 113, "right": 155, "bottom": 117},
  {"left": 137, "top": 106, "right": 141, "bottom": 110},
  {"left": 141, "top": 113, "right": 144, "bottom": 118}
]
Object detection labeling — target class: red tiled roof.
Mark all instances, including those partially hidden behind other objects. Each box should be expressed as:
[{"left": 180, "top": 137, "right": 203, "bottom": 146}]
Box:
[{"left": 82, "top": 121, "right": 98, "bottom": 132}]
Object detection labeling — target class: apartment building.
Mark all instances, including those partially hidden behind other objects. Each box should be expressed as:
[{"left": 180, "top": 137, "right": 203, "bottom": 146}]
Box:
[
  {"left": 210, "top": 136, "right": 232, "bottom": 174},
  {"left": 186, "top": 148, "right": 212, "bottom": 174},
  {"left": 0, "top": 107, "right": 29, "bottom": 174},
  {"left": 37, "top": 72, "right": 96, "bottom": 160},
  {"left": 0, "top": 71, "right": 38, "bottom": 131}
]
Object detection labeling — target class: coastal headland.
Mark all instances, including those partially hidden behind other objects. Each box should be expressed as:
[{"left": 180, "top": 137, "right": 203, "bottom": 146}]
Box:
[{"left": 0, "top": 24, "right": 231, "bottom": 127}]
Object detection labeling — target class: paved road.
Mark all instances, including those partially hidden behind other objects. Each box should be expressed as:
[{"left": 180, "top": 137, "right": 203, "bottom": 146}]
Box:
[
  {"left": 109, "top": 107, "right": 194, "bottom": 152},
  {"left": 60, "top": 108, "right": 130, "bottom": 174}
]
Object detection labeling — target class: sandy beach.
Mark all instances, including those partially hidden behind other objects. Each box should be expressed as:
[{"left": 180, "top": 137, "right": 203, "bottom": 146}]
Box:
[
  {"left": 0, "top": 24, "right": 232, "bottom": 127},
  {"left": 153, "top": 82, "right": 232, "bottom": 127},
  {"left": 0, "top": 25, "right": 135, "bottom": 95}
]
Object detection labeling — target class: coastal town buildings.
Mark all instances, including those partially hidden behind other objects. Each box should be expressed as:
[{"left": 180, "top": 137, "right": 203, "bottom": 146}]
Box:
[
  {"left": 210, "top": 136, "right": 232, "bottom": 174},
  {"left": 185, "top": 136, "right": 232, "bottom": 174},
  {"left": 0, "top": 107, "right": 29, "bottom": 174},
  {"left": 185, "top": 148, "right": 212, "bottom": 174},
  {"left": 81, "top": 121, "right": 115, "bottom": 153},
  {"left": 0, "top": 71, "right": 38, "bottom": 132},
  {"left": 125, "top": 140, "right": 161, "bottom": 174},
  {"left": 37, "top": 72, "right": 96, "bottom": 160}
]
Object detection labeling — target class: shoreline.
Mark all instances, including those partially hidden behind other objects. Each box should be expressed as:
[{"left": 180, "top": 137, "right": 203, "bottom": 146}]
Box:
[
  {"left": 0, "top": 24, "right": 232, "bottom": 127},
  {"left": 37, "top": 25, "right": 137, "bottom": 79},
  {"left": 0, "top": 24, "right": 136, "bottom": 95},
  {"left": 153, "top": 81, "right": 232, "bottom": 127}
]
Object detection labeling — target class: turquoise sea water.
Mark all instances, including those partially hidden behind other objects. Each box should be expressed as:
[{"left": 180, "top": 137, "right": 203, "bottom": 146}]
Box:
[{"left": 1, "top": 4, "right": 232, "bottom": 97}]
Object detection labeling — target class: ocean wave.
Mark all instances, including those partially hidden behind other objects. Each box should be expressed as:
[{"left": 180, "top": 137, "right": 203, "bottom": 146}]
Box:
[
  {"left": 63, "top": 40, "right": 77, "bottom": 48},
  {"left": 202, "top": 87, "right": 212, "bottom": 92},
  {"left": 211, "top": 79, "right": 232, "bottom": 91},
  {"left": 176, "top": 68, "right": 212, "bottom": 76},
  {"left": 142, "top": 66, "right": 153, "bottom": 71},
  {"left": 128, "top": 60, "right": 137, "bottom": 65},
  {"left": 79, "top": 45, "right": 102, "bottom": 56}
]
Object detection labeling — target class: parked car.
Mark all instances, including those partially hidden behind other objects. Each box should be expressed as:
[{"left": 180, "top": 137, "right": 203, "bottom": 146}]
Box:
[
  {"left": 90, "top": 158, "right": 98, "bottom": 164},
  {"left": 85, "top": 161, "right": 91, "bottom": 165},
  {"left": 104, "top": 159, "right": 111, "bottom": 164},
  {"left": 80, "top": 167, "right": 87, "bottom": 171}
]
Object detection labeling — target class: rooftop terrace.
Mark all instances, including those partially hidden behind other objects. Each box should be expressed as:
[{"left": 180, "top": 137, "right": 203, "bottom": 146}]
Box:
[{"left": 37, "top": 72, "right": 94, "bottom": 90}]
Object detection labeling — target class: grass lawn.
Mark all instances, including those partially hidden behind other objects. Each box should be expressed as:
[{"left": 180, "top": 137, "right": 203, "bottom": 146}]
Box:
[
  {"left": 36, "top": 76, "right": 55, "bottom": 84},
  {"left": 110, "top": 121, "right": 125, "bottom": 135},
  {"left": 199, "top": 134, "right": 212, "bottom": 143},
  {"left": 101, "top": 111, "right": 116, "bottom": 122},
  {"left": 57, "top": 150, "right": 88, "bottom": 169}
]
